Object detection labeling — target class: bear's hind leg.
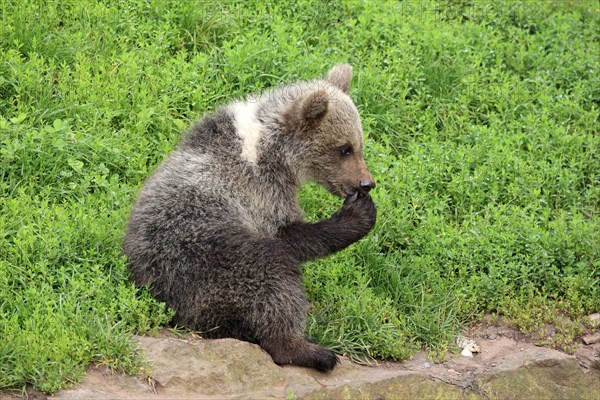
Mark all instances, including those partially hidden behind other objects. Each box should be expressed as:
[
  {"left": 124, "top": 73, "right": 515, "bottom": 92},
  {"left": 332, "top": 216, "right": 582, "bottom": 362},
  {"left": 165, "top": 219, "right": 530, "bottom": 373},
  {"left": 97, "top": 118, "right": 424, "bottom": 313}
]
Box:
[
  {"left": 225, "top": 234, "right": 339, "bottom": 371},
  {"left": 249, "top": 268, "right": 339, "bottom": 372},
  {"left": 261, "top": 334, "right": 339, "bottom": 372}
]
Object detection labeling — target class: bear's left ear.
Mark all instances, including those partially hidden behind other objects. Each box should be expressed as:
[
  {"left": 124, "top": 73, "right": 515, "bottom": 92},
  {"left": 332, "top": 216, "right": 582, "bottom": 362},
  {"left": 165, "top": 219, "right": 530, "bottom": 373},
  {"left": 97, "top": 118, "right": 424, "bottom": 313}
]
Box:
[{"left": 326, "top": 64, "right": 352, "bottom": 94}]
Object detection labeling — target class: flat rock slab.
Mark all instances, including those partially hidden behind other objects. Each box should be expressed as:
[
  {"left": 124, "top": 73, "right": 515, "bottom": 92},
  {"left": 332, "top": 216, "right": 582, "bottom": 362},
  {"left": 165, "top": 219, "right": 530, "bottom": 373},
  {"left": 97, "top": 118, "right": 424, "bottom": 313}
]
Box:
[
  {"left": 4, "top": 331, "right": 599, "bottom": 400},
  {"left": 582, "top": 332, "right": 600, "bottom": 345}
]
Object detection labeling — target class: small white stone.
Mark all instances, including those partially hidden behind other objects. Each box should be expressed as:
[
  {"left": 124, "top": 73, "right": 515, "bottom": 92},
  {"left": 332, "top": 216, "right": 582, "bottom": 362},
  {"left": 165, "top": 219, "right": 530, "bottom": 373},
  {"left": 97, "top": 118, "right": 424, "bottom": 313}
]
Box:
[
  {"left": 461, "top": 348, "right": 473, "bottom": 357},
  {"left": 457, "top": 335, "right": 480, "bottom": 353}
]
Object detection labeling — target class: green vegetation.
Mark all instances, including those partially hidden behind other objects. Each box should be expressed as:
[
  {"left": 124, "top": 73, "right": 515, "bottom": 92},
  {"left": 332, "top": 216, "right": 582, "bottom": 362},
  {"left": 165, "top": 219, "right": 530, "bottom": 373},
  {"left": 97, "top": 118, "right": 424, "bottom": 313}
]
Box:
[{"left": 1, "top": 0, "right": 598, "bottom": 393}]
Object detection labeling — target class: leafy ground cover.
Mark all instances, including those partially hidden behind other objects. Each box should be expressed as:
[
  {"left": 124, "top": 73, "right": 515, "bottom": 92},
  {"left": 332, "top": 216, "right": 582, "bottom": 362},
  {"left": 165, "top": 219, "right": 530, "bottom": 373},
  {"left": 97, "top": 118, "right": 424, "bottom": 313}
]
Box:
[{"left": 1, "top": 0, "right": 598, "bottom": 393}]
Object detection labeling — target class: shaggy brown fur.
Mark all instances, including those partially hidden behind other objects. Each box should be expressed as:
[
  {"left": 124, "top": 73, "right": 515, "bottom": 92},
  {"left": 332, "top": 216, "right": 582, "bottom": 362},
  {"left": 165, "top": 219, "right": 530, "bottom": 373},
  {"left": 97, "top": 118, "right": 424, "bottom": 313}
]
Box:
[{"left": 124, "top": 65, "right": 376, "bottom": 372}]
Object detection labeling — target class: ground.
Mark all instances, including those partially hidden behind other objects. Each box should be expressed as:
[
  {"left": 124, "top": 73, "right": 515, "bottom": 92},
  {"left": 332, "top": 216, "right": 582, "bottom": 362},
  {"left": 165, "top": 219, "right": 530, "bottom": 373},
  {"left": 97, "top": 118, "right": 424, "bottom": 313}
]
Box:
[{"left": 3, "top": 318, "right": 598, "bottom": 400}]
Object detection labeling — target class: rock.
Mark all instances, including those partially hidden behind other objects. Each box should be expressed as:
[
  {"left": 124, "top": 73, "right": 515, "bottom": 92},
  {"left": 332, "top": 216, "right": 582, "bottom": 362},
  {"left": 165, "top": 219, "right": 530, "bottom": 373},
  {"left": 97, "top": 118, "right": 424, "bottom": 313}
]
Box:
[
  {"left": 498, "top": 328, "right": 514, "bottom": 339},
  {"left": 43, "top": 332, "right": 600, "bottom": 400},
  {"left": 138, "top": 337, "right": 288, "bottom": 397},
  {"left": 588, "top": 313, "right": 600, "bottom": 325},
  {"left": 576, "top": 342, "right": 600, "bottom": 370},
  {"left": 461, "top": 348, "right": 473, "bottom": 357},
  {"left": 303, "top": 375, "right": 479, "bottom": 400},
  {"left": 49, "top": 337, "right": 291, "bottom": 400},
  {"left": 474, "top": 358, "right": 600, "bottom": 400},
  {"left": 582, "top": 332, "right": 600, "bottom": 345}
]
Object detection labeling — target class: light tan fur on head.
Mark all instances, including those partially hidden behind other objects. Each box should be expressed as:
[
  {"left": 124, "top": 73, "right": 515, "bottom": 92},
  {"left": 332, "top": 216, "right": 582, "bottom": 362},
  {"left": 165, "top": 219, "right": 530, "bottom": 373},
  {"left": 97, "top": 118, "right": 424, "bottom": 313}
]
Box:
[{"left": 287, "top": 65, "right": 375, "bottom": 197}]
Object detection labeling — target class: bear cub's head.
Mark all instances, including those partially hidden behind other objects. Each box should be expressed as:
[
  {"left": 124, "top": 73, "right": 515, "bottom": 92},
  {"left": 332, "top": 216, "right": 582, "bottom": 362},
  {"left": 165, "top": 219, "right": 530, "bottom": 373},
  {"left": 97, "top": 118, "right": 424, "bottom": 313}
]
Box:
[{"left": 284, "top": 64, "right": 376, "bottom": 198}]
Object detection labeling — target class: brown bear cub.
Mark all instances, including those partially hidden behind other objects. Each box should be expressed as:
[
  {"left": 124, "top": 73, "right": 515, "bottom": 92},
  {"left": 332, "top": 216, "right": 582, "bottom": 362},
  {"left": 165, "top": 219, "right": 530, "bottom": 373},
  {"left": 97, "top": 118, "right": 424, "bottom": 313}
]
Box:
[{"left": 124, "top": 65, "right": 376, "bottom": 372}]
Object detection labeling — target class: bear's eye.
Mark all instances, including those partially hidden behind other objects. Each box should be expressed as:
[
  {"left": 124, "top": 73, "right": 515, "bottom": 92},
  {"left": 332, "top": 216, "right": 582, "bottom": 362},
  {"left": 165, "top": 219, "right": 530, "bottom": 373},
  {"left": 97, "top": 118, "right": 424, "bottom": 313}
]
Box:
[{"left": 340, "top": 146, "right": 353, "bottom": 157}]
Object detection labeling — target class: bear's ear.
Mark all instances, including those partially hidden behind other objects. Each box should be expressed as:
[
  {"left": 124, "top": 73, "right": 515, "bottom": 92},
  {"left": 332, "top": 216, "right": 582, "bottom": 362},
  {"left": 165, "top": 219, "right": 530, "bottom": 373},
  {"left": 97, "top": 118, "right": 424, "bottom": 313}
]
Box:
[
  {"left": 326, "top": 64, "right": 352, "bottom": 94},
  {"left": 283, "top": 90, "right": 329, "bottom": 133},
  {"left": 301, "top": 90, "right": 329, "bottom": 121}
]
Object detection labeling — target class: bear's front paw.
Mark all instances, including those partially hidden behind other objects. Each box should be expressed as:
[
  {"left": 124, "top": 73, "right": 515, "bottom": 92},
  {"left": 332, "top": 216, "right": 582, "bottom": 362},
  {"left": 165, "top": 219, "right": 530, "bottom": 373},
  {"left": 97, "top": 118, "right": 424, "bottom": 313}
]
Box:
[{"left": 333, "top": 191, "right": 377, "bottom": 236}]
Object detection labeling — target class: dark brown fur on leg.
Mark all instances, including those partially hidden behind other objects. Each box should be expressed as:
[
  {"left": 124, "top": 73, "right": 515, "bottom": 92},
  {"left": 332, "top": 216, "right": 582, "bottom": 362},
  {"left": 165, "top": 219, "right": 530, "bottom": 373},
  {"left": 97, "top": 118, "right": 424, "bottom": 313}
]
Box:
[{"left": 261, "top": 336, "right": 339, "bottom": 372}]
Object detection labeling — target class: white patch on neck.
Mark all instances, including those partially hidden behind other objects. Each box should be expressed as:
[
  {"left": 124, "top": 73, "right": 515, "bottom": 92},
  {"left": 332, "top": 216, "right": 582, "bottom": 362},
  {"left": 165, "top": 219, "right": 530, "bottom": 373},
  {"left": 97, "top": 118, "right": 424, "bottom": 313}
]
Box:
[{"left": 231, "top": 100, "right": 263, "bottom": 164}]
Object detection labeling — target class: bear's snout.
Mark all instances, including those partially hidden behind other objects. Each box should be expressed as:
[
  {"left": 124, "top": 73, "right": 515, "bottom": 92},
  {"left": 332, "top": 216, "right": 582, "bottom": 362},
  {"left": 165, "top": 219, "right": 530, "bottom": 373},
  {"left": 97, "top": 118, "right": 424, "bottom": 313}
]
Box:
[{"left": 359, "top": 179, "right": 376, "bottom": 192}]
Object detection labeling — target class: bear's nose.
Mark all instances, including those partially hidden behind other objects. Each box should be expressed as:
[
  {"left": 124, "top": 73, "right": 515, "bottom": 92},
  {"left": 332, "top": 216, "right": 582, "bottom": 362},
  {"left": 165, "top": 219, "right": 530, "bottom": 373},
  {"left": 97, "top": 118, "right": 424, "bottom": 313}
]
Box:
[{"left": 359, "top": 180, "right": 376, "bottom": 192}]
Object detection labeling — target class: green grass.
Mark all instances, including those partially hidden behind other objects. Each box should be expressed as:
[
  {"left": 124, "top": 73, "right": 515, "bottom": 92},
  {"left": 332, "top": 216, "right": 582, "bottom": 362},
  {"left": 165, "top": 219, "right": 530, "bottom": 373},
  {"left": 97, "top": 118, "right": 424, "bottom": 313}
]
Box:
[{"left": 1, "top": 0, "right": 599, "bottom": 393}]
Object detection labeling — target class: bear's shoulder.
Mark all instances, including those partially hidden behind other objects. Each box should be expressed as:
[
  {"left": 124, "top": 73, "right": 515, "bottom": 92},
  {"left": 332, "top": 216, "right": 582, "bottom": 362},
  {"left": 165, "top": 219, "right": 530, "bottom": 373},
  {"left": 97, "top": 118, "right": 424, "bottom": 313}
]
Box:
[{"left": 180, "top": 108, "right": 239, "bottom": 153}]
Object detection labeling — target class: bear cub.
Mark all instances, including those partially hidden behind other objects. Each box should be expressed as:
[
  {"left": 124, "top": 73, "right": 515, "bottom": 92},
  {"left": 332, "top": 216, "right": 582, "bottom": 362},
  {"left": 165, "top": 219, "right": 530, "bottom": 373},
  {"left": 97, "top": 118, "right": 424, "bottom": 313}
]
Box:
[{"left": 124, "top": 64, "right": 377, "bottom": 372}]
